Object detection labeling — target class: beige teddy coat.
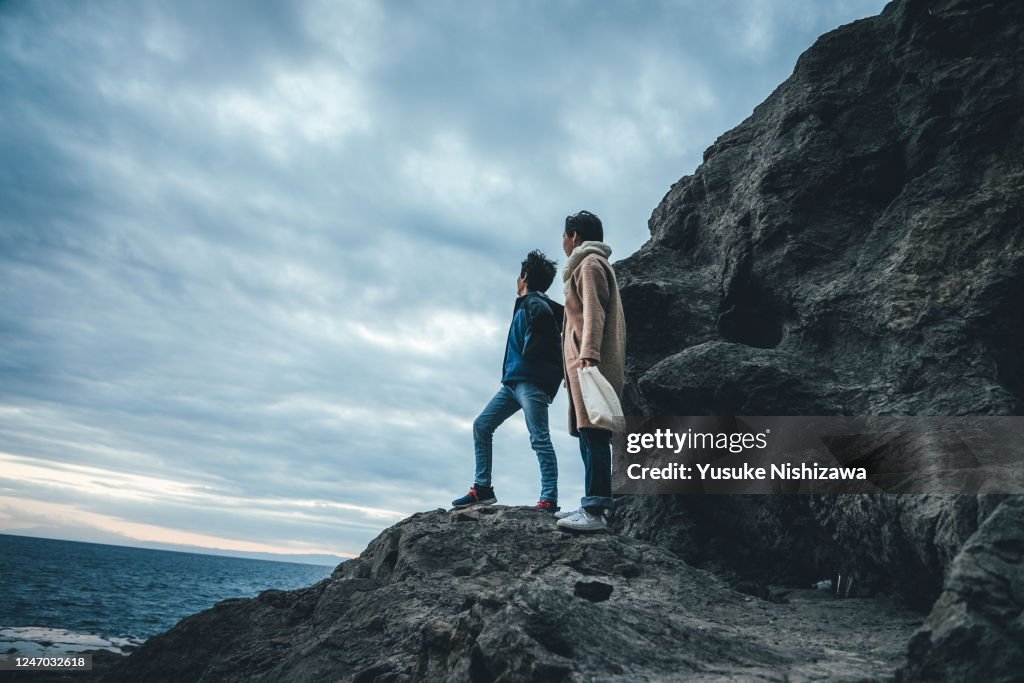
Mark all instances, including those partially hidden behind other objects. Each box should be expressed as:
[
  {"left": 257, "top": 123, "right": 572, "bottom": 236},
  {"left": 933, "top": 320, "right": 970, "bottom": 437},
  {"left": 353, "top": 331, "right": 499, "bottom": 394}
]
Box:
[{"left": 562, "top": 253, "right": 627, "bottom": 436}]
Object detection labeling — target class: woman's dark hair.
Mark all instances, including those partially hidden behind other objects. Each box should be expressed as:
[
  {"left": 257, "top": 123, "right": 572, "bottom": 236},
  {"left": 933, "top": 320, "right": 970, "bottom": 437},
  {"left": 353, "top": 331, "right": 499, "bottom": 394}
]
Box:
[
  {"left": 564, "top": 210, "right": 603, "bottom": 242},
  {"left": 521, "top": 249, "right": 558, "bottom": 293}
]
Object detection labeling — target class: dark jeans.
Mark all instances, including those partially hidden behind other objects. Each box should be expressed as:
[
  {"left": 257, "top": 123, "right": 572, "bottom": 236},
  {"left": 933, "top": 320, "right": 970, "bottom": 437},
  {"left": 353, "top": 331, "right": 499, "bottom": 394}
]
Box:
[
  {"left": 473, "top": 383, "right": 558, "bottom": 502},
  {"left": 579, "top": 427, "right": 613, "bottom": 511}
]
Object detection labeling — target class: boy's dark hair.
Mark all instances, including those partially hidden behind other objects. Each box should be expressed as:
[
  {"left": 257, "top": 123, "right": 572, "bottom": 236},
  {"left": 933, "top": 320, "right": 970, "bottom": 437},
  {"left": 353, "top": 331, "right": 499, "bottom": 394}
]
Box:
[
  {"left": 521, "top": 249, "right": 558, "bottom": 293},
  {"left": 564, "top": 210, "right": 603, "bottom": 242}
]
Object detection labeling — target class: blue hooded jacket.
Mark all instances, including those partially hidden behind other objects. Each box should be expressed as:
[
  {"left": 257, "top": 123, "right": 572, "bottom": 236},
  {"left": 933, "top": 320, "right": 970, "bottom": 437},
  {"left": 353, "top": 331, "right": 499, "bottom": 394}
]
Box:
[{"left": 501, "top": 291, "right": 564, "bottom": 399}]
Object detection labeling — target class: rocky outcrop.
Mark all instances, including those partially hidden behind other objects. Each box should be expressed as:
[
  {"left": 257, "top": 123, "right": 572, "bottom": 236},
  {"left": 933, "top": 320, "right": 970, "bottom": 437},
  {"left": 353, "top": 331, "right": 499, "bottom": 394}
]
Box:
[
  {"left": 899, "top": 496, "right": 1024, "bottom": 682},
  {"left": 614, "top": 0, "right": 1024, "bottom": 611},
  {"left": 620, "top": 0, "right": 1024, "bottom": 417},
  {"left": 608, "top": 0, "right": 1023, "bottom": 676},
  {"left": 103, "top": 507, "right": 923, "bottom": 682}
]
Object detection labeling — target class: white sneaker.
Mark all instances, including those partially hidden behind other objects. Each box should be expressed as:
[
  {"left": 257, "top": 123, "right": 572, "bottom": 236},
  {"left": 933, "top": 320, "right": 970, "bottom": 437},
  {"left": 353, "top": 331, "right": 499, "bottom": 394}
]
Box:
[
  {"left": 555, "top": 506, "right": 612, "bottom": 520},
  {"left": 556, "top": 509, "right": 608, "bottom": 532},
  {"left": 554, "top": 506, "right": 584, "bottom": 519}
]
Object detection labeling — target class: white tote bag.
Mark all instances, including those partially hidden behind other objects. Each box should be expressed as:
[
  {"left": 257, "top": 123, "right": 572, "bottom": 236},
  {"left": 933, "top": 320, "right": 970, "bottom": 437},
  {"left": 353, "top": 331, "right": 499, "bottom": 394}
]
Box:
[{"left": 577, "top": 366, "right": 625, "bottom": 432}]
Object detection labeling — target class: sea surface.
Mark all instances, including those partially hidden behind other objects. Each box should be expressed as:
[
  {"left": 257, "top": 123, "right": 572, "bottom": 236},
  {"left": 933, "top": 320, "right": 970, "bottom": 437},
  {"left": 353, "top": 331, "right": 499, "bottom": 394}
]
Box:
[{"left": 0, "top": 534, "right": 335, "bottom": 656}]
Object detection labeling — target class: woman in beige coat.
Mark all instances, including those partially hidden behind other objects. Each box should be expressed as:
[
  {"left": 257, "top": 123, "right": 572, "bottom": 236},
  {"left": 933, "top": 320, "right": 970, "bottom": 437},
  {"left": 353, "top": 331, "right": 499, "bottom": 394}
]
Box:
[{"left": 555, "top": 210, "right": 626, "bottom": 532}]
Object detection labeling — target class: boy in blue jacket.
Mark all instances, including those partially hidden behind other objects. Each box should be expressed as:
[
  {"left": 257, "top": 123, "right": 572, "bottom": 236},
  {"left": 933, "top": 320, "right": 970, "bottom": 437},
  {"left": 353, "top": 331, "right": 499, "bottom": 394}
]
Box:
[{"left": 452, "top": 250, "right": 564, "bottom": 511}]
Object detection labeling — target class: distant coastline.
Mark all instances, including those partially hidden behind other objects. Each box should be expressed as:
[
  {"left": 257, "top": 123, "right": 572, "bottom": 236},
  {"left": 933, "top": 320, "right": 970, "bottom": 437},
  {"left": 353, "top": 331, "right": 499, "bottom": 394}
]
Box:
[{"left": 0, "top": 532, "right": 343, "bottom": 568}]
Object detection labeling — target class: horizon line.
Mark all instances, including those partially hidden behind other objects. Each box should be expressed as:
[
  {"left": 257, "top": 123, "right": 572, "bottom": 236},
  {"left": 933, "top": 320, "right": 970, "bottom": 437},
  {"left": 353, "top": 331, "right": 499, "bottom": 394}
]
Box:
[{"left": 0, "top": 531, "right": 347, "bottom": 568}]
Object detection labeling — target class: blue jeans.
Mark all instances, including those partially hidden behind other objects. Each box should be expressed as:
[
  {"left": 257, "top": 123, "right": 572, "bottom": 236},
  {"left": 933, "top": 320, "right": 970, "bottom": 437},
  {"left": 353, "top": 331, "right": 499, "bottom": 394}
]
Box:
[
  {"left": 579, "top": 428, "right": 614, "bottom": 511},
  {"left": 474, "top": 383, "right": 558, "bottom": 503}
]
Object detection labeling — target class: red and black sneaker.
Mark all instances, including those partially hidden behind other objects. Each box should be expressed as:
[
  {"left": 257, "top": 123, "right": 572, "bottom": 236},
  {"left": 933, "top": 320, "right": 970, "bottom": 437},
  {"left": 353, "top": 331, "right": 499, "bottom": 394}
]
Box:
[
  {"left": 534, "top": 500, "right": 560, "bottom": 513},
  {"left": 451, "top": 485, "right": 496, "bottom": 509}
]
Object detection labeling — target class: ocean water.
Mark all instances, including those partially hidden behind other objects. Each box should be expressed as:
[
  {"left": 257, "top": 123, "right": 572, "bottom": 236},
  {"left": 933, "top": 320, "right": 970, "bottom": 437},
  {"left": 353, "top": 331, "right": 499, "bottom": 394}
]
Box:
[{"left": 0, "top": 534, "right": 335, "bottom": 656}]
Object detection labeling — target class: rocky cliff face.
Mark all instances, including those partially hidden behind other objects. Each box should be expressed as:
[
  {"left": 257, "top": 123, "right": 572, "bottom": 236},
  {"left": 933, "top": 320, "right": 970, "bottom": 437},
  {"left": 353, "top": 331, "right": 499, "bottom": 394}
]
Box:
[
  {"left": 616, "top": 0, "right": 1023, "bottom": 623},
  {"left": 619, "top": 0, "right": 1024, "bottom": 418},
  {"left": 102, "top": 0, "right": 1023, "bottom": 680},
  {"left": 610, "top": 0, "right": 1023, "bottom": 677}
]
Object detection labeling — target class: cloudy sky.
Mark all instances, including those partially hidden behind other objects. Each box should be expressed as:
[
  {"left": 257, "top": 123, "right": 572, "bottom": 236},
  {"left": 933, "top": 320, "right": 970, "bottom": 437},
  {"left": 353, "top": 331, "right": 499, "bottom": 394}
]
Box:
[{"left": 0, "top": 0, "right": 887, "bottom": 565}]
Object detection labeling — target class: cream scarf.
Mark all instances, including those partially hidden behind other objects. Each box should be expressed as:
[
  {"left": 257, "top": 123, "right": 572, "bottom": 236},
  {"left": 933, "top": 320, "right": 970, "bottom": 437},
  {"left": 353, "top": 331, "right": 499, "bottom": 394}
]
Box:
[{"left": 563, "top": 241, "right": 613, "bottom": 292}]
